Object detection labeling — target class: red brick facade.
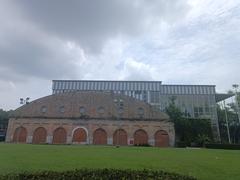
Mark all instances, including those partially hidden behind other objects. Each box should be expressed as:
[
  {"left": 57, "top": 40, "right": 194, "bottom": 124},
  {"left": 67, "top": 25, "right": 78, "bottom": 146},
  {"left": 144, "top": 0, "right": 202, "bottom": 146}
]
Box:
[{"left": 6, "top": 92, "right": 175, "bottom": 147}]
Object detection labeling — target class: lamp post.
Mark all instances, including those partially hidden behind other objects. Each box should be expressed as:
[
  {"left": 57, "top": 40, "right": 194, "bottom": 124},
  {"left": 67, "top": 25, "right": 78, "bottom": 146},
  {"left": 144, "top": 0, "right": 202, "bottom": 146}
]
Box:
[
  {"left": 20, "top": 97, "right": 30, "bottom": 105},
  {"left": 232, "top": 84, "right": 240, "bottom": 123},
  {"left": 114, "top": 97, "right": 124, "bottom": 148}
]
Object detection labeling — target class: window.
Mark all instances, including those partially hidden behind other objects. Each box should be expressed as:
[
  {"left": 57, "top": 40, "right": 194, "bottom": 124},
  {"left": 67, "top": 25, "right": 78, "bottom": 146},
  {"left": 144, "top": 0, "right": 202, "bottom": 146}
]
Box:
[
  {"left": 137, "top": 107, "right": 144, "bottom": 118},
  {"left": 41, "top": 106, "right": 47, "bottom": 114},
  {"left": 59, "top": 106, "right": 65, "bottom": 113},
  {"left": 118, "top": 107, "right": 124, "bottom": 114},
  {"left": 97, "top": 106, "right": 105, "bottom": 115},
  {"left": 79, "top": 106, "right": 86, "bottom": 115}
]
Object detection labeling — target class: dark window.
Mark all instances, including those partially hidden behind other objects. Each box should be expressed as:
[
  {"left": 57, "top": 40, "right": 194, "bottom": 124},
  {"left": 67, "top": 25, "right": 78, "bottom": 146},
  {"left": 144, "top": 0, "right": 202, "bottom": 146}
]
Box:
[
  {"left": 137, "top": 107, "right": 144, "bottom": 118},
  {"left": 59, "top": 106, "right": 65, "bottom": 113}
]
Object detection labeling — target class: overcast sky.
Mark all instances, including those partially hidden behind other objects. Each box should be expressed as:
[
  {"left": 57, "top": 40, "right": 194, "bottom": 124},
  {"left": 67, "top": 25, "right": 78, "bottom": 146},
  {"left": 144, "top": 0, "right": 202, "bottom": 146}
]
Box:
[{"left": 0, "top": 0, "right": 240, "bottom": 110}]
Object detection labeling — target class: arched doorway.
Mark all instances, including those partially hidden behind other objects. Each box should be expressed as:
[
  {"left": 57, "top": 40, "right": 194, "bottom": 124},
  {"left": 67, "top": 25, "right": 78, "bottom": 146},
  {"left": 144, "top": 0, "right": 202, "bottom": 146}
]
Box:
[
  {"left": 13, "top": 127, "right": 27, "bottom": 143},
  {"left": 52, "top": 127, "right": 67, "bottom": 144},
  {"left": 93, "top": 128, "right": 107, "bottom": 145},
  {"left": 154, "top": 130, "right": 169, "bottom": 147},
  {"left": 72, "top": 128, "right": 87, "bottom": 143},
  {"left": 134, "top": 129, "right": 148, "bottom": 145},
  {"left": 32, "top": 127, "right": 47, "bottom": 144},
  {"left": 113, "top": 129, "right": 128, "bottom": 145}
]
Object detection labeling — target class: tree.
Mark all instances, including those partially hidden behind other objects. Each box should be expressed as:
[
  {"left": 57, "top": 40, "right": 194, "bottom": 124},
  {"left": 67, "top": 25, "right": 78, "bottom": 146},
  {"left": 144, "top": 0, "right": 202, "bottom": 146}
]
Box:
[
  {"left": 165, "top": 97, "right": 213, "bottom": 146},
  {"left": 0, "top": 109, "right": 13, "bottom": 141},
  {"left": 165, "top": 97, "right": 185, "bottom": 141},
  {"left": 216, "top": 90, "right": 240, "bottom": 144}
]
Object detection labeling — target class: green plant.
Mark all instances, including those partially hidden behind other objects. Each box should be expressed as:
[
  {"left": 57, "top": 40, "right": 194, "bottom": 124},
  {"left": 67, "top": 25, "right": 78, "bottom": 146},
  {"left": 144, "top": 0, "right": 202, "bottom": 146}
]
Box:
[{"left": 0, "top": 169, "right": 197, "bottom": 180}]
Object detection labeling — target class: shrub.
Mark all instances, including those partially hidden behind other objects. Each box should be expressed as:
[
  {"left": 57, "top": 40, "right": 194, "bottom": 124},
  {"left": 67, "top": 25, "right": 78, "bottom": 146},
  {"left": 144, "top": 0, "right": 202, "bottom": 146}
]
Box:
[
  {"left": 134, "top": 143, "right": 151, "bottom": 147},
  {"left": 176, "top": 141, "right": 187, "bottom": 148},
  {"left": 0, "top": 168, "right": 197, "bottom": 180},
  {"left": 205, "top": 143, "right": 240, "bottom": 150}
]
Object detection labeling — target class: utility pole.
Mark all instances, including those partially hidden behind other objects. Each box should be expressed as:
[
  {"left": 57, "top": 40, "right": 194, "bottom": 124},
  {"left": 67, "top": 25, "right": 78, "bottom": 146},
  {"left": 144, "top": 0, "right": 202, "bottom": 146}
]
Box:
[{"left": 232, "top": 84, "right": 240, "bottom": 123}]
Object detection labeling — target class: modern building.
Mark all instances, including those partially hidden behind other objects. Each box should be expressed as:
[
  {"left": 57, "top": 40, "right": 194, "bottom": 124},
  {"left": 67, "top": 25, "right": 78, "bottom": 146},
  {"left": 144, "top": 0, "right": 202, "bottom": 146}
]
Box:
[
  {"left": 6, "top": 91, "right": 174, "bottom": 147},
  {"left": 52, "top": 80, "right": 232, "bottom": 140}
]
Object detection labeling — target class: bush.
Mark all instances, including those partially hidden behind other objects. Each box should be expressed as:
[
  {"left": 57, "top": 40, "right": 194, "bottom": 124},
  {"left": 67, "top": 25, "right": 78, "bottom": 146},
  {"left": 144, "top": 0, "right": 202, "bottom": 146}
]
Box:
[
  {"left": 134, "top": 143, "right": 151, "bottom": 147},
  {"left": 205, "top": 143, "right": 240, "bottom": 150},
  {"left": 0, "top": 168, "right": 197, "bottom": 180},
  {"left": 0, "top": 136, "right": 5, "bottom": 142},
  {"left": 176, "top": 141, "right": 187, "bottom": 148}
]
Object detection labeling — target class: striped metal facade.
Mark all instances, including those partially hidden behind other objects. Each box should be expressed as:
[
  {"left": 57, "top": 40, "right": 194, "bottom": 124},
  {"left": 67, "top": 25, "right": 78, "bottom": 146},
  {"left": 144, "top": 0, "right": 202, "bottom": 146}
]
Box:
[
  {"left": 52, "top": 80, "right": 162, "bottom": 92},
  {"left": 52, "top": 80, "right": 215, "bottom": 95}
]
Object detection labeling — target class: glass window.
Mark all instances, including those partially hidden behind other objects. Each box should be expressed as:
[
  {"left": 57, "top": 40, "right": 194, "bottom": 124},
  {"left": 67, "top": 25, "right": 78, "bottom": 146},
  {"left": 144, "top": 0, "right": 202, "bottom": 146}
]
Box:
[
  {"left": 41, "top": 106, "right": 47, "bottom": 114},
  {"left": 97, "top": 106, "right": 105, "bottom": 115},
  {"left": 137, "top": 107, "right": 144, "bottom": 118},
  {"left": 118, "top": 107, "right": 124, "bottom": 114},
  {"left": 194, "top": 107, "right": 198, "bottom": 117},
  {"left": 199, "top": 107, "right": 203, "bottom": 115},
  {"left": 79, "top": 106, "right": 85, "bottom": 114},
  {"left": 59, "top": 106, "right": 65, "bottom": 113}
]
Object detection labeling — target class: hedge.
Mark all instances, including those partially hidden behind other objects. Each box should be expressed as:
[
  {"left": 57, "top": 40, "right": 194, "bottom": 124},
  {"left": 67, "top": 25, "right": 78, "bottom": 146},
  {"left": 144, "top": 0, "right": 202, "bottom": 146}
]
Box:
[
  {"left": 205, "top": 143, "right": 240, "bottom": 150},
  {"left": 0, "top": 168, "right": 197, "bottom": 180}
]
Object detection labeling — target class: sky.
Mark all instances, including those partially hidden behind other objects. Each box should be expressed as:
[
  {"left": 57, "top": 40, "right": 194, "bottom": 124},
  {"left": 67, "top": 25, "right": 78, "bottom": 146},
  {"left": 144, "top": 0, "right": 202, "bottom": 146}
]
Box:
[{"left": 0, "top": 0, "right": 240, "bottom": 110}]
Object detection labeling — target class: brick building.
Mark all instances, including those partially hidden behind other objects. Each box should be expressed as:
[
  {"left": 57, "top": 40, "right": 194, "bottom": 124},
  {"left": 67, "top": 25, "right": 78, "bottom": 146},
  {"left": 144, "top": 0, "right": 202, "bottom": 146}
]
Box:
[{"left": 6, "top": 91, "right": 174, "bottom": 147}]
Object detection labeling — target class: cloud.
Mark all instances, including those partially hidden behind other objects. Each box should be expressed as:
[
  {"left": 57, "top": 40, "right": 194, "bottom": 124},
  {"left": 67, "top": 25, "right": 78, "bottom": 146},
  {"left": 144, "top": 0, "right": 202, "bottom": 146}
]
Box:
[
  {"left": 0, "top": 0, "right": 240, "bottom": 110},
  {"left": 15, "top": 0, "right": 190, "bottom": 53},
  {"left": 0, "top": 0, "right": 190, "bottom": 82},
  {"left": 119, "top": 58, "right": 156, "bottom": 81}
]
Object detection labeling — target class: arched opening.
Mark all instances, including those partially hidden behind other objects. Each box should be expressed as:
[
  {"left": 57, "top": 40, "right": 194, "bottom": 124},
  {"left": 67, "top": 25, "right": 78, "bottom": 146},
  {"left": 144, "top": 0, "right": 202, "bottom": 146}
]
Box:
[
  {"left": 13, "top": 127, "right": 27, "bottom": 143},
  {"left": 32, "top": 127, "right": 47, "bottom": 144},
  {"left": 72, "top": 128, "right": 87, "bottom": 143},
  {"left": 52, "top": 127, "right": 67, "bottom": 144},
  {"left": 93, "top": 128, "right": 107, "bottom": 145},
  {"left": 113, "top": 129, "right": 128, "bottom": 146},
  {"left": 154, "top": 130, "right": 169, "bottom": 147},
  {"left": 134, "top": 129, "right": 148, "bottom": 145}
]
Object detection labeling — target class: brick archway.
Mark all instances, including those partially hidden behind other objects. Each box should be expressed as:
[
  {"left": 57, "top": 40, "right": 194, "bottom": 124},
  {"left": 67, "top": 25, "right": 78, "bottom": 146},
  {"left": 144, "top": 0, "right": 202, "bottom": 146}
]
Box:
[
  {"left": 13, "top": 127, "right": 27, "bottom": 143},
  {"left": 134, "top": 129, "right": 148, "bottom": 145},
  {"left": 154, "top": 130, "right": 169, "bottom": 147},
  {"left": 93, "top": 128, "right": 107, "bottom": 145},
  {"left": 113, "top": 129, "right": 128, "bottom": 145},
  {"left": 52, "top": 127, "right": 67, "bottom": 144},
  {"left": 32, "top": 127, "right": 47, "bottom": 144},
  {"left": 72, "top": 128, "right": 87, "bottom": 143}
]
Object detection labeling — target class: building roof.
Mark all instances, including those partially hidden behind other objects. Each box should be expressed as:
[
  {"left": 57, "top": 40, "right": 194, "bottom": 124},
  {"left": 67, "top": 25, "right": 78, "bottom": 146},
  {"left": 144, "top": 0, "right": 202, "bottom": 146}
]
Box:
[
  {"left": 12, "top": 91, "right": 169, "bottom": 121},
  {"left": 215, "top": 93, "right": 234, "bottom": 102}
]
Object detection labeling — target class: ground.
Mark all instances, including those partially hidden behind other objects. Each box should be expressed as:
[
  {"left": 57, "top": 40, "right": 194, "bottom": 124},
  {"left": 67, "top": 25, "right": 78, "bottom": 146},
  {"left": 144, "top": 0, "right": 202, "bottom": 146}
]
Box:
[{"left": 0, "top": 143, "right": 239, "bottom": 180}]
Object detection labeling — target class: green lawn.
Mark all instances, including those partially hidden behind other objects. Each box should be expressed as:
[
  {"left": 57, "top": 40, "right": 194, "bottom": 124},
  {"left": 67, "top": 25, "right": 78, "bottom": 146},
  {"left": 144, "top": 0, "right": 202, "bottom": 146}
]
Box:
[{"left": 0, "top": 143, "right": 239, "bottom": 180}]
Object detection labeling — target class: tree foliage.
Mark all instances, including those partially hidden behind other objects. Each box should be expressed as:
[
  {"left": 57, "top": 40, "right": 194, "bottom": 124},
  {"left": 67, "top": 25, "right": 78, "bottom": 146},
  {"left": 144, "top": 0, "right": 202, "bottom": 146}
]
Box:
[
  {"left": 217, "top": 104, "right": 240, "bottom": 144},
  {"left": 0, "top": 109, "right": 12, "bottom": 141},
  {"left": 165, "top": 97, "right": 212, "bottom": 146}
]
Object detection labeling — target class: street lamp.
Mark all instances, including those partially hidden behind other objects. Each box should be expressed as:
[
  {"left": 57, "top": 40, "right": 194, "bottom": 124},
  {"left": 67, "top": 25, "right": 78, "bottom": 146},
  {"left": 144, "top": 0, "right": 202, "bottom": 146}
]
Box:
[
  {"left": 20, "top": 97, "right": 30, "bottom": 105},
  {"left": 232, "top": 84, "right": 240, "bottom": 123},
  {"left": 114, "top": 97, "right": 124, "bottom": 148}
]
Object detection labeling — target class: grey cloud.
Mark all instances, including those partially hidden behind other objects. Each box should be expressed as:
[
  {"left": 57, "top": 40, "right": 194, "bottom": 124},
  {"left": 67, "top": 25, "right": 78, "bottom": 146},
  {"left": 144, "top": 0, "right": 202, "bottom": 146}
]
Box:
[
  {"left": 0, "top": 31, "right": 82, "bottom": 81},
  {"left": 0, "top": 0, "right": 190, "bottom": 81},
  {"left": 16, "top": 0, "right": 190, "bottom": 53}
]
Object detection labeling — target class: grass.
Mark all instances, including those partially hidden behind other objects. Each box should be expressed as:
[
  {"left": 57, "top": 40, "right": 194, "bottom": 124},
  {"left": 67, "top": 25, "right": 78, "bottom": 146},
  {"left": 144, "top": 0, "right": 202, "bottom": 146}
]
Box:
[{"left": 0, "top": 143, "right": 239, "bottom": 180}]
